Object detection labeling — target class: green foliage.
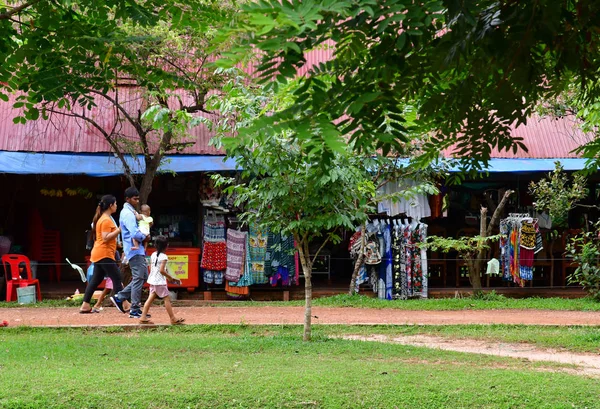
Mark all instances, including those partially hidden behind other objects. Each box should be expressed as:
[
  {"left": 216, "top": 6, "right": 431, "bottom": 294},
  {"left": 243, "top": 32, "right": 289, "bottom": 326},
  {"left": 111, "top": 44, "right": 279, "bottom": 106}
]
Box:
[
  {"left": 0, "top": 1, "right": 233, "bottom": 107},
  {"left": 566, "top": 224, "right": 600, "bottom": 300},
  {"left": 208, "top": 77, "right": 436, "bottom": 253},
  {"left": 217, "top": 0, "right": 600, "bottom": 170},
  {"left": 2, "top": 1, "right": 239, "bottom": 199},
  {"left": 424, "top": 234, "right": 500, "bottom": 257},
  {"left": 529, "top": 161, "right": 588, "bottom": 227}
]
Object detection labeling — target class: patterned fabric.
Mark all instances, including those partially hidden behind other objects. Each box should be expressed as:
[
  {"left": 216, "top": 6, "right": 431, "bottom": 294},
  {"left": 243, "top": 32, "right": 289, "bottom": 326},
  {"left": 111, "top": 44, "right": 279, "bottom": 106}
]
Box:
[
  {"left": 225, "top": 281, "right": 250, "bottom": 297},
  {"left": 520, "top": 222, "right": 536, "bottom": 249},
  {"left": 519, "top": 247, "right": 534, "bottom": 280},
  {"left": 204, "top": 220, "right": 226, "bottom": 242},
  {"left": 500, "top": 217, "right": 538, "bottom": 286},
  {"left": 391, "top": 222, "right": 427, "bottom": 299},
  {"left": 265, "top": 232, "right": 296, "bottom": 283},
  {"left": 225, "top": 230, "right": 247, "bottom": 282},
  {"left": 392, "top": 227, "right": 407, "bottom": 299},
  {"left": 201, "top": 241, "right": 227, "bottom": 271},
  {"left": 248, "top": 224, "right": 269, "bottom": 284},
  {"left": 230, "top": 235, "right": 254, "bottom": 287},
  {"left": 201, "top": 217, "right": 227, "bottom": 285},
  {"left": 384, "top": 224, "right": 393, "bottom": 300},
  {"left": 203, "top": 270, "right": 224, "bottom": 285}
]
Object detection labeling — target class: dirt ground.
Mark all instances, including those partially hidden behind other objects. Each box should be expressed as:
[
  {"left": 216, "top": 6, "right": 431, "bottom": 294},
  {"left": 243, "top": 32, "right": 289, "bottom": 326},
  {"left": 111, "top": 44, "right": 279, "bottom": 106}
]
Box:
[
  {"left": 2, "top": 306, "right": 600, "bottom": 327},
  {"left": 341, "top": 334, "right": 600, "bottom": 377}
]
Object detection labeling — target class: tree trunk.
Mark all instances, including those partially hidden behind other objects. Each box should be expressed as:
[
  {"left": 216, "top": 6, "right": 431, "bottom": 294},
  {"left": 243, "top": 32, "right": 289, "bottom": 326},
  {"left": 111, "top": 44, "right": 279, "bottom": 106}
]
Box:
[
  {"left": 471, "top": 207, "right": 488, "bottom": 292},
  {"left": 348, "top": 224, "right": 367, "bottom": 295},
  {"left": 466, "top": 255, "right": 483, "bottom": 294},
  {"left": 295, "top": 235, "right": 313, "bottom": 342},
  {"left": 470, "top": 189, "right": 515, "bottom": 295},
  {"left": 138, "top": 154, "right": 163, "bottom": 204}
]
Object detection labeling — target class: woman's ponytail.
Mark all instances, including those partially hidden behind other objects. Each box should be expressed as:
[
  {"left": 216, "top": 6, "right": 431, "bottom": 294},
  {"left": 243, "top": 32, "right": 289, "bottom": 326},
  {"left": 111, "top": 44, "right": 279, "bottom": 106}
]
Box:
[{"left": 91, "top": 195, "right": 117, "bottom": 237}]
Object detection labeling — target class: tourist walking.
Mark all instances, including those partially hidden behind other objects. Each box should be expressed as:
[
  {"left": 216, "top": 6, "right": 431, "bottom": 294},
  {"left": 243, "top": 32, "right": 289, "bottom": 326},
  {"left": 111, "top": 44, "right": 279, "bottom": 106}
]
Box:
[
  {"left": 111, "top": 187, "right": 150, "bottom": 318},
  {"left": 140, "top": 235, "right": 185, "bottom": 325},
  {"left": 80, "top": 195, "right": 123, "bottom": 314}
]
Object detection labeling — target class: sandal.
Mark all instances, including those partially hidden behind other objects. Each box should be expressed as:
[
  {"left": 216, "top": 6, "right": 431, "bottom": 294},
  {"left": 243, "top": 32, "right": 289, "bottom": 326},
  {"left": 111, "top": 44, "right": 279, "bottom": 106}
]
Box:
[
  {"left": 171, "top": 318, "right": 185, "bottom": 325},
  {"left": 79, "top": 309, "right": 93, "bottom": 314},
  {"left": 91, "top": 308, "right": 102, "bottom": 313}
]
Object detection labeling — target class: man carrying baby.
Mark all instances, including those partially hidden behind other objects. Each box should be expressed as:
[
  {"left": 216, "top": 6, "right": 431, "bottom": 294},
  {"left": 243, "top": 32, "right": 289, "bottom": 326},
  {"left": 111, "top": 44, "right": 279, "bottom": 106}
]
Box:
[{"left": 110, "top": 187, "right": 150, "bottom": 318}]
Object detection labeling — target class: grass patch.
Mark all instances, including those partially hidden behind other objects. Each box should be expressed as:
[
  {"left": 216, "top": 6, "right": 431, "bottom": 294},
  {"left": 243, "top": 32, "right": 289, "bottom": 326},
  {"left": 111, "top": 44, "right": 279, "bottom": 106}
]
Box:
[{"left": 0, "top": 326, "right": 599, "bottom": 408}]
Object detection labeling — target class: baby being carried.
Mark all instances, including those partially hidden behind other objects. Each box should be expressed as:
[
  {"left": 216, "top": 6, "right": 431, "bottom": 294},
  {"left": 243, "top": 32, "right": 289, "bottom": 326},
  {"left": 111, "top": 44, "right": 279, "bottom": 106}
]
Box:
[{"left": 132, "top": 204, "right": 153, "bottom": 250}]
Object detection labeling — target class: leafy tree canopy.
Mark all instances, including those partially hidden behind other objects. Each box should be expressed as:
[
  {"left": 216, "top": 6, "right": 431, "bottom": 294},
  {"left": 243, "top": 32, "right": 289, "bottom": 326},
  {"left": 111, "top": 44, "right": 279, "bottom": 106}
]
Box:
[
  {"left": 0, "top": 0, "right": 232, "bottom": 117},
  {"left": 218, "top": 0, "right": 600, "bottom": 170}
]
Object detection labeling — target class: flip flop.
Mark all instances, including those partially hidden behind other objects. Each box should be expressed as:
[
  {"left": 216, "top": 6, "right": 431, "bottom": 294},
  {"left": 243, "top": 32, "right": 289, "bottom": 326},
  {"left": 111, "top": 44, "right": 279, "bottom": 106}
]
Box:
[
  {"left": 171, "top": 318, "right": 185, "bottom": 325},
  {"left": 91, "top": 308, "right": 102, "bottom": 313},
  {"left": 139, "top": 320, "right": 154, "bottom": 325},
  {"left": 79, "top": 309, "right": 93, "bottom": 314}
]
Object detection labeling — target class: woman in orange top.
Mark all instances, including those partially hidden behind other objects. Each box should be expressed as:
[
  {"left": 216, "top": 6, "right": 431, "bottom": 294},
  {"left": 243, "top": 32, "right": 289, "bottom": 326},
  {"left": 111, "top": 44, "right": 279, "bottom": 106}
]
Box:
[{"left": 80, "top": 195, "right": 123, "bottom": 313}]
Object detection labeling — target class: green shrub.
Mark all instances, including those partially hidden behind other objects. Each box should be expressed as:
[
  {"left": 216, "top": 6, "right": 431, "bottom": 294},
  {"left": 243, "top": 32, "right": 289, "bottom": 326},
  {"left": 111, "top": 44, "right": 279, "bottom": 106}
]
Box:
[{"left": 567, "top": 226, "right": 600, "bottom": 300}]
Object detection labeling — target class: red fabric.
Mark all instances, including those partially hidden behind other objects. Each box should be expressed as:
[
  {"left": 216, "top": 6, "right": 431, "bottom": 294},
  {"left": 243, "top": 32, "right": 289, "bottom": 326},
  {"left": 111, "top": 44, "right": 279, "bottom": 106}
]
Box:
[{"left": 201, "top": 241, "right": 227, "bottom": 271}]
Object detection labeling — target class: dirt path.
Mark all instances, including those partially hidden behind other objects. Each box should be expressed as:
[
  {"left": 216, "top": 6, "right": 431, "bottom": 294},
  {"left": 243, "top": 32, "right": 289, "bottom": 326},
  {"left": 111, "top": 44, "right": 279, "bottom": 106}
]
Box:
[
  {"left": 340, "top": 334, "right": 600, "bottom": 377},
  {"left": 2, "top": 306, "right": 600, "bottom": 327}
]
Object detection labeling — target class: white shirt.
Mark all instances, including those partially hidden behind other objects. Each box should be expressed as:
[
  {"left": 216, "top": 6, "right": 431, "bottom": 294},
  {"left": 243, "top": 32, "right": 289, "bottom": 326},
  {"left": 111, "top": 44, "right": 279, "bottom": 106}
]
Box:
[{"left": 148, "top": 252, "right": 169, "bottom": 285}]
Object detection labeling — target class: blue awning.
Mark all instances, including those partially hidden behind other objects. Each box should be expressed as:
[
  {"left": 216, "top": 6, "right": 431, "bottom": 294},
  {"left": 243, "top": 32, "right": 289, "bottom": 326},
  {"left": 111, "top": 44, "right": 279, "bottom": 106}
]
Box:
[
  {"left": 476, "top": 158, "right": 588, "bottom": 173},
  {"left": 0, "top": 151, "right": 589, "bottom": 176},
  {"left": 0, "top": 151, "right": 238, "bottom": 176}
]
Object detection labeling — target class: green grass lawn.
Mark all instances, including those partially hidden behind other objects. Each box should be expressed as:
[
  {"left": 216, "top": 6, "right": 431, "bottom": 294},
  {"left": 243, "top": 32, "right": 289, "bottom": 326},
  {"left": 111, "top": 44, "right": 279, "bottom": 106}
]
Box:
[
  {"left": 1, "top": 326, "right": 599, "bottom": 408},
  {"left": 3, "top": 293, "right": 600, "bottom": 311}
]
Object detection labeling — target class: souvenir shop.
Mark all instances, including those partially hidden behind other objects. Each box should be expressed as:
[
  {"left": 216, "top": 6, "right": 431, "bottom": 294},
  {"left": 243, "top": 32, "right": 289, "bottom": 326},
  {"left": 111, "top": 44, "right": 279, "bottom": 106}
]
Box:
[
  {"left": 340, "top": 171, "right": 600, "bottom": 294},
  {"left": 198, "top": 175, "right": 299, "bottom": 298}
]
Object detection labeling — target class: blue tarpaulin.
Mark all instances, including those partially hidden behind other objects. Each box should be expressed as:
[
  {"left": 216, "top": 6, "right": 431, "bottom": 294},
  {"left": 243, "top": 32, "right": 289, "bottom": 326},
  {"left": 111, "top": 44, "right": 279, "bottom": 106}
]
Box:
[
  {"left": 0, "top": 151, "right": 589, "bottom": 176},
  {"left": 0, "top": 151, "right": 238, "bottom": 176}
]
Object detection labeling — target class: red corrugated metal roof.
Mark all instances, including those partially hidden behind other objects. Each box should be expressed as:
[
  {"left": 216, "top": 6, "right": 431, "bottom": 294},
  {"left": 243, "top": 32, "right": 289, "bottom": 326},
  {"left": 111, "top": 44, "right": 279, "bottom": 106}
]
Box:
[
  {"left": 0, "top": 89, "right": 222, "bottom": 155},
  {"left": 440, "top": 115, "right": 592, "bottom": 159},
  {"left": 0, "top": 38, "right": 591, "bottom": 160},
  {"left": 0, "top": 95, "right": 590, "bottom": 158},
  {"left": 495, "top": 115, "right": 592, "bottom": 158}
]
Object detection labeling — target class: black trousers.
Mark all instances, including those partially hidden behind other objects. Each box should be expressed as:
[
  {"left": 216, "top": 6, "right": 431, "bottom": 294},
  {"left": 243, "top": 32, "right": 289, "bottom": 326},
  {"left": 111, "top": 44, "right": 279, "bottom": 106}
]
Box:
[{"left": 83, "top": 258, "right": 123, "bottom": 304}]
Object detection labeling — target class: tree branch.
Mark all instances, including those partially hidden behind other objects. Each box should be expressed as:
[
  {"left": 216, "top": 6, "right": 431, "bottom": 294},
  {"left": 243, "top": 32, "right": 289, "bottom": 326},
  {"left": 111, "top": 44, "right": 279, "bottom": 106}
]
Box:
[
  {"left": 486, "top": 189, "right": 514, "bottom": 236},
  {"left": 43, "top": 104, "right": 137, "bottom": 186},
  {"left": 0, "top": 0, "right": 41, "bottom": 20},
  {"left": 311, "top": 233, "right": 333, "bottom": 265}
]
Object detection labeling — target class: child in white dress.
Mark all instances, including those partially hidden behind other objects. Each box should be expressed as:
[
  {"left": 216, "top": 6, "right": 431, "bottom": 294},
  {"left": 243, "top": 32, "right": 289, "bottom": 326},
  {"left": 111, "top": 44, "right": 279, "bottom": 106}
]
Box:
[{"left": 140, "top": 235, "right": 184, "bottom": 325}]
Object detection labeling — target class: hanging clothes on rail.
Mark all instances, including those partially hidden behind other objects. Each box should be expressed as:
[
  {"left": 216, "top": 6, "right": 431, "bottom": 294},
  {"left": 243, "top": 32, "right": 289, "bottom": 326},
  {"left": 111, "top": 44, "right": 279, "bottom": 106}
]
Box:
[
  {"left": 248, "top": 224, "right": 269, "bottom": 284},
  {"left": 201, "top": 213, "right": 227, "bottom": 285},
  {"left": 264, "top": 232, "right": 297, "bottom": 286},
  {"left": 391, "top": 219, "right": 428, "bottom": 299},
  {"left": 499, "top": 213, "right": 542, "bottom": 286}
]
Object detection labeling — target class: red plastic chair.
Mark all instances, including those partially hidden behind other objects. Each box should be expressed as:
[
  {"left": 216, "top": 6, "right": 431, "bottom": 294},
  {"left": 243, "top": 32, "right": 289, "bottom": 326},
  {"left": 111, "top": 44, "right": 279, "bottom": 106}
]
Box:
[{"left": 2, "top": 254, "right": 42, "bottom": 302}]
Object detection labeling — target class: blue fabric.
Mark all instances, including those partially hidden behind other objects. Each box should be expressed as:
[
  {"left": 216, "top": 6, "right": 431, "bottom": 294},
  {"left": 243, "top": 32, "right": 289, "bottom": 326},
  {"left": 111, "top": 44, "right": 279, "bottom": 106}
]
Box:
[
  {"left": 120, "top": 203, "right": 147, "bottom": 262},
  {"left": 0, "top": 151, "right": 238, "bottom": 176},
  {"left": 86, "top": 263, "right": 94, "bottom": 282},
  {"left": 0, "top": 151, "right": 590, "bottom": 175}
]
